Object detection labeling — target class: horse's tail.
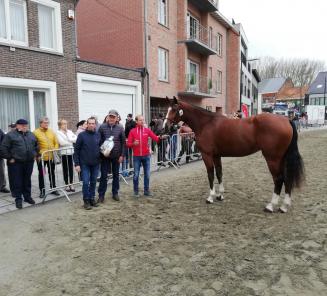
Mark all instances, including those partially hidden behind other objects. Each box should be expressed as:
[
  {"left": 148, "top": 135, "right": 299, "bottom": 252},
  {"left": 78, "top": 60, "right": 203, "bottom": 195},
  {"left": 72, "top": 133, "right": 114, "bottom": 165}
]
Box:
[{"left": 284, "top": 120, "right": 305, "bottom": 191}]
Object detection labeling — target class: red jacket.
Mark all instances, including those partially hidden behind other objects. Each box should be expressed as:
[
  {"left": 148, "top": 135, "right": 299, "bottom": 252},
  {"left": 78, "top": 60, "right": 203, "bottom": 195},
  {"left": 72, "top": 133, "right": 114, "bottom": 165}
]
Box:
[{"left": 127, "top": 126, "right": 160, "bottom": 156}]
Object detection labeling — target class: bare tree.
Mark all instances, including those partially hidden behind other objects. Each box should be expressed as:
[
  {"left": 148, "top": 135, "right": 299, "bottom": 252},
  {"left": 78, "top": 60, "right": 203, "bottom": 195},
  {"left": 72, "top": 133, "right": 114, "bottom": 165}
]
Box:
[{"left": 257, "top": 56, "right": 325, "bottom": 86}]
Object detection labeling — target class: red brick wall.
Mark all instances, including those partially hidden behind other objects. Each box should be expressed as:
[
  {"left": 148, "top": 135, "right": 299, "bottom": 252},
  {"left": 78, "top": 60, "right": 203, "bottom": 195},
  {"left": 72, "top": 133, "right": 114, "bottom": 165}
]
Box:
[
  {"left": 226, "top": 29, "right": 241, "bottom": 115},
  {"left": 147, "top": 0, "right": 179, "bottom": 99},
  {"left": 76, "top": 0, "right": 144, "bottom": 68}
]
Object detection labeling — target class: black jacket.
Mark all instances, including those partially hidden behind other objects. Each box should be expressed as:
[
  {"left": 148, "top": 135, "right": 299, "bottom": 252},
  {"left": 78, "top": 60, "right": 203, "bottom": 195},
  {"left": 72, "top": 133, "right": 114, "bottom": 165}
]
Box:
[
  {"left": 0, "top": 129, "right": 4, "bottom": 144},
  {"left": 73, "top": 130, "right": 101, "bottom": 166},
  {"left": 98, "top": 123, "right": 125, "bottom": 159},
  {"left": 0, "top": 129, "right": 38, "bottom": 162},
  {"left": 125, "top": 119, "right": 136, "bottom": 138}
]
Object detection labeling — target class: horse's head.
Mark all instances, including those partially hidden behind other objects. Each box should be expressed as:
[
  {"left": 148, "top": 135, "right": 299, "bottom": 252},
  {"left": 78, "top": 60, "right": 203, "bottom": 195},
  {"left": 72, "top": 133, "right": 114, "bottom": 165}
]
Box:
[{"left": 163, "top": 96, "right": 183, "bottom": 129}]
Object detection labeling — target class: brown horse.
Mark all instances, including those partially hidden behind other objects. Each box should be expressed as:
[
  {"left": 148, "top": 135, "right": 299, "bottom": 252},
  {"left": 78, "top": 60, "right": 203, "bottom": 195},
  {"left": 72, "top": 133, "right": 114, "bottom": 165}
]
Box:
[{"left": 163, "top": 97, "right": 305, "bottom": 213}]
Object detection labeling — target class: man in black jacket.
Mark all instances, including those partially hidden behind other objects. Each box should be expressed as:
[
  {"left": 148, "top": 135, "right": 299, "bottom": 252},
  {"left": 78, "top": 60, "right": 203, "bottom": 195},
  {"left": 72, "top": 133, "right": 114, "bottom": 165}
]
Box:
[
  {"left": 98, "top": 109, "right": 125, "bottom": 202},
  {"left": 0, "top": 129, "right": 10, "bottom": 194},
  {"left": 123, "top": 114, "right": 136, "bottom": 173},
  {"left": 0, "top": 119, "right": 38, "bottom": 209},
  {"left": 74, "top": 117, "right": 101, "bottom": 210}
]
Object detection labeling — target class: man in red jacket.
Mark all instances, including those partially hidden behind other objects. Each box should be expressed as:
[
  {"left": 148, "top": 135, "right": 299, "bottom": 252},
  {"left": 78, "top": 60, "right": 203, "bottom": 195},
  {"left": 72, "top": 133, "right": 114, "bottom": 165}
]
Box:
[{"left": 127, "top": 115, "right": 162, "bottom": 197}]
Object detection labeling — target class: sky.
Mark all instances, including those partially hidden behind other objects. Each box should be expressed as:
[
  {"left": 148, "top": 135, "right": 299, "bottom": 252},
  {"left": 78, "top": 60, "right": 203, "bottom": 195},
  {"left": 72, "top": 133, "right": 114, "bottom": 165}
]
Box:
[{"left": 219, "top": 0, "right": 327, "bottom": 67}]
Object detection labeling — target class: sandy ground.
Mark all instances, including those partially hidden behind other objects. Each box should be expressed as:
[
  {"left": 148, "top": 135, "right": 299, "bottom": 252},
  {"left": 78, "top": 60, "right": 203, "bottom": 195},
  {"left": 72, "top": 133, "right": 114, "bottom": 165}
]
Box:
[{"left": 0, "top": 129, "right": 326, "bottom": 296}]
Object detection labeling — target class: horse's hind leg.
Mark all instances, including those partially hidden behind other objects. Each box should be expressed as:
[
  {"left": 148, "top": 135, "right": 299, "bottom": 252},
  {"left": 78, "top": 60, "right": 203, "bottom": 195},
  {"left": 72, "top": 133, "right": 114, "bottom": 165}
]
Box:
[
  {"left": 202, "top": 153, "right": 215, "bottom": 204},
  {"left": 265, "top": 159, "right": 284, "bottom": 213},
  {"left": 280, "top": 183, "right": 292, "bottom": 213},
  {"left": 214, "top": 156, "right": 224, "bottom": 201}
]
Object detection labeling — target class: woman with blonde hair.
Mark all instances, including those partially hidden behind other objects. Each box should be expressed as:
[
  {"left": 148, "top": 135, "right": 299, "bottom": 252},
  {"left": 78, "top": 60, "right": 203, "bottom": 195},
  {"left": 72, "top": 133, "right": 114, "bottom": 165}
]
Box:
[{"left": 56, "top": 119, "right": 77, "bottom": 192}]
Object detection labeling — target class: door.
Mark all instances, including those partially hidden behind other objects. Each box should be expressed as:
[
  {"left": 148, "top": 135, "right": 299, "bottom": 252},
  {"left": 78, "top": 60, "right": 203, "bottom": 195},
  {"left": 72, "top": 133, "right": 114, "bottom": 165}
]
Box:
[{"left": 188, "top": 60, "right": 199, "bottom": 92}]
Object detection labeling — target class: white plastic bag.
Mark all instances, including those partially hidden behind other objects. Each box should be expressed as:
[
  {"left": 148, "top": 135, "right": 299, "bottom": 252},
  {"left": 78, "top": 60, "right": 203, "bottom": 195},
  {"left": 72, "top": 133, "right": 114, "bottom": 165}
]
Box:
[{"left": 100, "top": 136, "right": 114, "bottom": 157}]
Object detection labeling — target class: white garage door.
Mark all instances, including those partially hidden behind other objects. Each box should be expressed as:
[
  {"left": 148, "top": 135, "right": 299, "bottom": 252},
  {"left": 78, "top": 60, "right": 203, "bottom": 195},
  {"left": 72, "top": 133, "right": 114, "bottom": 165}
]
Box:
[
  {"left": 80, "top": 90, "right": 133, "bottom": 124},
  {"left": 78, "top": 73, "right": 142, "bottom": 125}
]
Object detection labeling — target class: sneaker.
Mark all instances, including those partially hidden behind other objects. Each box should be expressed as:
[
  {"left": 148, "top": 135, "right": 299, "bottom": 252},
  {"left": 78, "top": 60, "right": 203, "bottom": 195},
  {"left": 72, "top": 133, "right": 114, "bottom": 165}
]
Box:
[
  {"left": 144, "top": 191, "right": 153, "bottom": 197},
  {"left": 133, "top": 192, "right": 140, "bottom": 198},
  {"left": 89, "top": 199, "right": 99, "bottom": 207},
  {"left": 24, "top": 197, "right": 35, "bottom": 205},
  {"left": 83, "top": 201, "right": 92, "bottom": 210},
  {"left": 112, "top": 194, "right": 120, "bottom": 201},
  {"left": 97, "top": 196, "right": 104, "bottom": 203},
  {"left": 65, "top": 186, "right": 71, "bottom": 192},
  {"left": 52, "top": 191, "right": 60, "bottom": 196},
  {"left": 69, "top": 185, "right": 76, "bottom": 192},
  {"left": 15, "top": 199, "right": 23, "bottom": 209},
  {"left": 0, "top": 188, "right": 10, "bottom": 193}
]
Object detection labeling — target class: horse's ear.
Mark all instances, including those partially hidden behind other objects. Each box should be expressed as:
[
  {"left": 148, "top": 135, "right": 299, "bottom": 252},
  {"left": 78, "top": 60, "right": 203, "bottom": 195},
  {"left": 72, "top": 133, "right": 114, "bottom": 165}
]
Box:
[{"left": 173, "top": 96, "right": 178, "bottom": 105}]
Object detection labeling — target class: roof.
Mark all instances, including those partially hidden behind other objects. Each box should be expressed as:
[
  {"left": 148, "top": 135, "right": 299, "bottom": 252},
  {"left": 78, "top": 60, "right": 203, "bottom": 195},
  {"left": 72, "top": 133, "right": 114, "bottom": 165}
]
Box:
[
  {"left": 276, "top": 85, "right": 309, "bottom": 100},
  {"left": 258, "top": 77, "right": 286, "bottom": 94},
  {"left": 210, "top": 11, "right": 239, "bottom": 34},
  {"left": 308, "top": 71, "right": 327, "bottom": 94}
]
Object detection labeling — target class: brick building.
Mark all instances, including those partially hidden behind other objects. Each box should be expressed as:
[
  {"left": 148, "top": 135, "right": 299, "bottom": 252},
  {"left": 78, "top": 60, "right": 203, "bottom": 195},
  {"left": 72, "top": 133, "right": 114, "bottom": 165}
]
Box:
[
  {"left": 0, "top": 0, "right": 143, "bottom": 132},
  {"left": 77, "top": 0, "right": 240, "bottom": 118}
]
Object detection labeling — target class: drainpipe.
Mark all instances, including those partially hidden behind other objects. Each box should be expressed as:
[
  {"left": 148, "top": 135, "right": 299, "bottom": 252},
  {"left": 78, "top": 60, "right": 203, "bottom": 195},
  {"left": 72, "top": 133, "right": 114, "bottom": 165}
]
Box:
[{"left": 144, "top": 0, "right": 150, "bottom": 122}]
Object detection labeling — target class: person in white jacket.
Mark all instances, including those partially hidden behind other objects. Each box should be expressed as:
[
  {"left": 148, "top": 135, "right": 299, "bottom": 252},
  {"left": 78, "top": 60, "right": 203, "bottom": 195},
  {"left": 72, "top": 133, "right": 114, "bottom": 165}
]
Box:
[{"left": 56, "top": 119, "right": 77, "bottom": 192}]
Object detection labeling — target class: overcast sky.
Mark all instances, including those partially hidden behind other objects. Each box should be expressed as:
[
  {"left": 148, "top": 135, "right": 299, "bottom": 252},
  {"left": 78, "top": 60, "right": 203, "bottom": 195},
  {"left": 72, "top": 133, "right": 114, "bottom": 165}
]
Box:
[{"left": 220, "top": 0, "right": 327, "bottom": 67}]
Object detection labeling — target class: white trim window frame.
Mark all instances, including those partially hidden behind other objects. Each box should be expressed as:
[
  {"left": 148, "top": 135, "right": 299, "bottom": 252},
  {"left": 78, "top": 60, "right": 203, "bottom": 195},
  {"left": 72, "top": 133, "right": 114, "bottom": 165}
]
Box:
[
  {"left": 217, "top": 33, "right": 222, "bottom": 56},
  {"left": 158, "top": 47, "right": 169, "bottom": 82},
  {"left": 0, "top": 0, "right": 28, "bottom": 46},
  {"left": 157, "top": 0, "right": 168, "bottom": 27},
  {"left": 216, "top": 70, "right": 222, "bottom": 93},
  {"left": 0, "top": 77, "right": 57, "bottom": 131},
  {"left": 32, "top": 0, "right": 63, "bottom": 53}
]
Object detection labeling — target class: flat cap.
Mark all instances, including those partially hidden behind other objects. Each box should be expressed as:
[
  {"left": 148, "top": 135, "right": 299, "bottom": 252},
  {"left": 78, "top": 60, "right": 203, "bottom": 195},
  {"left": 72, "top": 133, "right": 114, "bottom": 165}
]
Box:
[
  {"left": 108, "top": 109, "right": 119, "bottom": 117},
  {"left": 16, "top": 119, "right": 29, "bottom": 125}
]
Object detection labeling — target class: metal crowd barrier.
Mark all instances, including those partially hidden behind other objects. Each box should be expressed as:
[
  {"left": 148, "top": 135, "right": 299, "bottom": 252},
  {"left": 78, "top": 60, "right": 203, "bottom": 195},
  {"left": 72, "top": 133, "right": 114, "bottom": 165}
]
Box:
[
  {"left": 40, "top": 147, "right": 80, "bottom": 203},
  {"left": 40, "top": 133, "right": 202, "bottom": 203}
]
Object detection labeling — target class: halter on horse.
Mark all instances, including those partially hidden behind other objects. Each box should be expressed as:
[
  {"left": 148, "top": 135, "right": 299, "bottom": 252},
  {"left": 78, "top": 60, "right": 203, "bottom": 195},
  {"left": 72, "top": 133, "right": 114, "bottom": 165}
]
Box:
[{"left": 163, "top": 97, "right": 305, "bottom": 213}]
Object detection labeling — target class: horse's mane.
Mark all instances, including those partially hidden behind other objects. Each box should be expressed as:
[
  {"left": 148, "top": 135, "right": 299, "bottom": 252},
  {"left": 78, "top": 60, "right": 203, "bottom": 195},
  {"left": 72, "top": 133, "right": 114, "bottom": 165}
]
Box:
[{"left": 179, "top": 100, "right": 224, "bottom": 117}]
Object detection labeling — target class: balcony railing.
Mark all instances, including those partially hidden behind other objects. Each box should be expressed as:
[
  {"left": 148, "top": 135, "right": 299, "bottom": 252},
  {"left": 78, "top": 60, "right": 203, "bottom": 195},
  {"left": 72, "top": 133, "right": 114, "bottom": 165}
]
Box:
[
  {"left": 188, "top": 0, "right": 218, "bottom": 12},
  {"left": 185, "top": 21, "right": 217, "bottom": 55},
  {"left": 182, "top": 74, "right": 216, "bottom": 96}
]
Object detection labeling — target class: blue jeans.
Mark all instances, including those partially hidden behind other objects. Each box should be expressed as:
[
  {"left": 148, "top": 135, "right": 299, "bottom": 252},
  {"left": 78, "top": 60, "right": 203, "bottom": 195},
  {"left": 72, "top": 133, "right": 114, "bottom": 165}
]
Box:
[
  {"left": 98, "top": 158, "right": 120, "bottom": 197},
  {"left": 81, "top": 164, "right": 99, "bottom": 201},
  {"left": 133, "top": 155, "right": 151, "bottom": 194},
  {"left": 169, "top": 135, "right": 177, "bottom": 161}
]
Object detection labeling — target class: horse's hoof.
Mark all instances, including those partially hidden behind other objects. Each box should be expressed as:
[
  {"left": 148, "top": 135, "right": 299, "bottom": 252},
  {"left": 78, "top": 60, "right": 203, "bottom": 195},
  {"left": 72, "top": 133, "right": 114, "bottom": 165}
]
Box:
[
  {"left": 206, "top": 199, "right": 213, "bottom": 204},
  {"left": 279, "top": 207, "right": 288, "bottom": 213},
  {"left": 216, "top": 195, "right": 224, "bottom": 201},
  {"left": 264, "top": 204, "right": 274, "bottom": 213}
]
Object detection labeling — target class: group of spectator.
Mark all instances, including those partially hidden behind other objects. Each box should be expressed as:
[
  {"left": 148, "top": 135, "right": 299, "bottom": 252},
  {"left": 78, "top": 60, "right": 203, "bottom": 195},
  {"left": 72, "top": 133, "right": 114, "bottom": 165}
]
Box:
[{"left": 0, "top": 110, "right": 173, "bottom": 210}]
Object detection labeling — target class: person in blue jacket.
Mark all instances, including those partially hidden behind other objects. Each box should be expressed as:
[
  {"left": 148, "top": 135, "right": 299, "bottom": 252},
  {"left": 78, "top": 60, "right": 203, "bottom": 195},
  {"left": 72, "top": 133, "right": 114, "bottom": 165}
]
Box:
[{"left": 74, "top": 117, "right": 101, "bottom": 210}]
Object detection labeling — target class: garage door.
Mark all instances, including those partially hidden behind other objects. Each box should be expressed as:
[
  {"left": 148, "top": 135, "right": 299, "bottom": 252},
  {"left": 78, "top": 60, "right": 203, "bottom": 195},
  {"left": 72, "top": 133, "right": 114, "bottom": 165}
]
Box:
[
  {"left": 80, "top": 90, "right": 133, "bottom": 124},
  {"left": 78, "top": 73, "right": 142, "bottom": 125}
]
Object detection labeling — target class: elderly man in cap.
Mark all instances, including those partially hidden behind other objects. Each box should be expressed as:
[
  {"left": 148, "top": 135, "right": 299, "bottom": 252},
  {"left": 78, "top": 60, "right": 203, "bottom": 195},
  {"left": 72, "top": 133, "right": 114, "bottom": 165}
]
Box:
[
  {"left": 0, "top": 119, "right": 38, "bottom": 209},
  {"left": 97, "top": 109, "right": 125, "bottom": 202},
  {"left": 0, "top": 128, "right": 10, "bottom": 194}
]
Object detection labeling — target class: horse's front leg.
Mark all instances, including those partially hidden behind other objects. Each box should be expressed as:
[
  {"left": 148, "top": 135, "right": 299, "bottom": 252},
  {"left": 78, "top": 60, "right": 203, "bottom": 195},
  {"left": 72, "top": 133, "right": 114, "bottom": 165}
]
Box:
[
  {"left": 214, "top": 156, "right": 224, "bottom": 201},
  {"left": 202, "top": 153, "right": 215, "bottom": 204}
]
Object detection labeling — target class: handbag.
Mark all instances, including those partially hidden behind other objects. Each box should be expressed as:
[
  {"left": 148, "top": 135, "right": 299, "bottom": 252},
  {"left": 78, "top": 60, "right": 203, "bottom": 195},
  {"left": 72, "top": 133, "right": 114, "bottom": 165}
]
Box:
[{"left": 53, "top": 151, "right": 61, "bottom": 165}]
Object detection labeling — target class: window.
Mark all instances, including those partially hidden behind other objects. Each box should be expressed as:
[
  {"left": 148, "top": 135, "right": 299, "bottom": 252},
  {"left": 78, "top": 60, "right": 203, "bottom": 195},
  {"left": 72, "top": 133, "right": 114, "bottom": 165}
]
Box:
[
  {"left": 158, "top": 48, "right": 168, "bottom": 81},
  {"left": 208, "top": 67, "right": 213, "bottom": 93},
  {"left": 217, "top": 33, "right": 222, "bottom": 56},
  {"left": 0, "top": 87, "right": 48, "bottom": 131},
  {"left": 0, "top": 0, "right": 27, "bottom": 45},
  {"left": 188, "top": 60, "right": 199, "bottom": 91},
  {"left": 209, "top": 27, "right": 213, "bottom": 48},
  {"left": 216, "top": 70, "right": 222, "bottom": 93},
  {"left": 35, "top": 0, "right": 63, "bottom": 52},
  {"left": 158, "top": 0, "right": 168, "bottom": 26}
]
